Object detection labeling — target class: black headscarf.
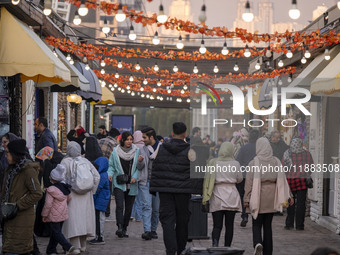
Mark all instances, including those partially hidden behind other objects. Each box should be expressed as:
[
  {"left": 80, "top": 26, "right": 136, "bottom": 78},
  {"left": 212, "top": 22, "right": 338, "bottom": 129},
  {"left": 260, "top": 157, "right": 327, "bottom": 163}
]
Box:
[{"left": 85, "top": 136, "right": 103, "bottom": 162}]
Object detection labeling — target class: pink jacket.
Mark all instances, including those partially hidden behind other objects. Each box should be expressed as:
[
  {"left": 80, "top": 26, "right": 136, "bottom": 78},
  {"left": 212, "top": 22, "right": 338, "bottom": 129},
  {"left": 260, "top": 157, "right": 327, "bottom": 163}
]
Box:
[{"left": 41, "top": 185, "right": 71, "bottom": 223}]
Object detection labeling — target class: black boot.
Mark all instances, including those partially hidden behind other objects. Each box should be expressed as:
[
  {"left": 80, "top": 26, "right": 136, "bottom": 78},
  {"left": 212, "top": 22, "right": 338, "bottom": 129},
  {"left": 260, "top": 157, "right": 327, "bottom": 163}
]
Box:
[
  {"left": 116, "top": 224, "right": 123, "bottom": 238},
  {"left": 211, "top": 228, "right": 220, "bottom": 247},
  {"left": 212, "top": 239, "right": 219, "bottom": 247}
]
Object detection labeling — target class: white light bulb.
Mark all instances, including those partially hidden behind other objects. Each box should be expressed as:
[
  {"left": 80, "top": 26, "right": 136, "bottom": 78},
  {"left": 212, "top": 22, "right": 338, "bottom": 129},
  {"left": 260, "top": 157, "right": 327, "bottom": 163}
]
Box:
[
  {"left": 126, "top": 85, "right": 130, "bottom": 90},
  {"left": 12, "top": 0, "right": 20, "bottom": 5},
  {"left": 173, "top": 64, "right": 178, "bottom": 73},
  {"left": 102, "top": 19, "right": 110, "bottom": 34},
  {"left": 128, "top": 90, "right": 131, "bottom": 94},
  {"left": 53, "top": 49, "right": 58, "bottom": 57},
  {"left": 242, "top": 1, "right": 254, "bottom": 22},
  {"left": 157, "top": 80, "right": 161, "bottom": 86},
  {"left": 255, "top": 60, "right": 261, "bottom": 70},
  {"left": 69, "top": 58, "right": 74, "bottom": 65},
  {"left": 141, "top": 87, "right": 144, "bottom": 91},
  {"left": 153, "top": 88, "right": 157, "bottom": 92},
  {"left": 199, "top": 40, "right": 206, "bottom": 54},
  {"left": 66, "top": 54, "right": 71, "bottom": 61},
  {"left": 129, "top": 25, "right": 136, "bottom": 41},
  {"left": 198, "top": 4, "right": 206, "bottom": 23},
  {"left": 278, "top": 59, "right": 284, "bottom": 67},
  {"left": 146, "top": 94, "right": 150, "bottom": 98},
  {"left": 213, "top": 64, "right": 219, "bottom": 73},
  {"left": 183, "top": 85, "right": 188, "bottom": 90},
  {"left": 181, "top": 89, "right": 185, "bottom": 94},
  {"left": 100, "top": 60, "right": 105, "bottom": 67},
  {"left": 131, "top": 92, "right": 135, "bottom": 96},
  {"left": 233, "top": 63, "right": 239, "bottom": 72},
  {"left": 129, "top": 76, "right": 134, "bottom": 82},
  {"left": 85, "top": 64, "right": 90, "bottom": 70},
  {"left": 221, "top": 41, "right": 229, "bottom": 55},
  {"left": 167, "top": 89, "right": 171, "bottom": 94},
  {"left": 288, "top": 76, "right": 292, "bottom": 83},
  {"left": 157, "top": 4, "right": 168, "bottom": 23},
  {"left": 193, "top": 64, "right": 198, "bottom": 74},
  {"left": 289, "top": 1, "right": 300, "bottom": 20},
  {"left": 78, "top": 3, "right": 88, "bottom": 16},
  {"left": 141, "top": 94, "right": 145, "bottom": 98},
  {"left": 117, "top": 61, "right": 122, "bottom": 68},
  {"left": 324, "top": 49, "right": 330, "bottom": 60},
  {"left": 116, "top": 4, "right": 126, "bottom": 22},
  {"left": 338, "top": 1, "right": 340, "bottom": 9},
  {"left": 118, "top": 87, "right": 121, "bottom": 91},
  {"left": 111, "top": 88, "right": 114, "bottom": 91},
  {"left": 187, "top": 99, "right": 190, "bottom": 103},
  {"left": 154, "top": 63, "right": 159, "bottom": 72},
  {"left": 101, "top": 82, "right": 105, "bottom": 88},
  {"left": 278, "top": 78, "right": 283, "bottom": 86},
  {"left": 114, "top": 83, "right": 118, "bottom": 88},
  {"left": 286, "top": 49, "right": 293, "bottom": 58},
  {"left": 301, "top": 57, "right": 307, "bottom": 64},
  {"left": 101, "top": 69, "right": 105, "bottom": 74},
  {"left": 109, "top": 84, "right": 112, "bottom": 88},
  {"left": 152, "top": 32, "right": 160, "bottom": 45},
  {"left": 244, "top": 45, "right": 251, "bottom": 58},
  {"left": 115, "top": 72, "right": 119, "bottom": 78},
  {"left": 143, "top": 78, "right": 148, "bottom": 85},
  {"left": 135, "top": 62, "right": 140, "bottom": 70},
  {"left": 266, "top": 48, "right": 272, "bottom": 58},
  {"left": 73, "top": 12, "right": 81, "bottom": 25},
  {"left": 43, "top": 8, "right": 52, "bottom": 16},
  {"left": 176, "top": 35, "right": 184, "bottom": 49},
  {"left": 304, "top": 50, "right": 311, "bottom": 59}
]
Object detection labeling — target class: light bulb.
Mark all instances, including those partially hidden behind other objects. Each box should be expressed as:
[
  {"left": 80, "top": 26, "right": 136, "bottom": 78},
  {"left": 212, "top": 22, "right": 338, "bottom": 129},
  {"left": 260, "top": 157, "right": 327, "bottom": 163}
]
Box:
[
  {"left": 170, "top": 83, "right": 174, "bottom": 89},
  {"left": 101, "top": 69, "right": 105, "bottom": 74},
  {"left": 152, "top": 31, "right": 160, "bottom": 45},
  {"left": 242, "top": 1, "right": 254, "bottom": 22},
  {"left": 43, "top": 0, "right": 52, "bottom": 16},
  {"left": 115, "top": 72, "right": 119, "bottom": 79},
  {"left": 157, "top": 4, "right": 168, "bottom": 23},
  {"left": 255, "top": 60, "right": 261, "bottom": 70},
  {"left": 131, "top": 92, "right": 135, "bottom": 96},
  {"left": 69, "top": 58, "right": 74, "bottom": 65},
  {"left": 199, "top": 39, "right": 207, "bottom": 54},
  {"left": 121, "top": 89, "right": 125, "bottom": 93},
  {"left": 114, "top": 83, "right": 118, "bottom": 88},
  {"left": 180, "top": 89, "right": 184, "bottom": 94},
  {"left": 187, "top": 99, "right": 190, "bottom": 103},
  {"left": 118, "top": 87, "right": 121, "bottom": 91},
  {"left": 176, "top": 35, "right": 184, "bottom": 49},
  {"left": 12, "top": 0, "right": 20, "bottom": 5},
  {"left": 117, "top": 60, "right": 122, "bottom": 68},
  {"left": 278, "top": 59, "right": 284, "bottom": 67},
  {"left": 146, "top": 94, "right": 150, "bottom": 98},
  {"left": 183, "top": 85, "right": 188, "bottom": 90},
  {"left": 66, "top": 54, "right": 71, "bottom": 61},
  {"left": 213, "top": 64, "right": 219, "bottom": 73},
  {"left": 135, "top": 62, "right": 140, "bottom": 70},
  {"left": 288, "top": 76, "right": 292, "bottom": 83},
  {"left": 289, "top": 0, "right": 300, "bottom": 20},
  {"left": 154, "top": 63, "right": 159, "bottom": 72},
  {"left": 157, "top": 79, "right": 161, "bottom": 86},
  {"left": 286, "top": 48, "right": 293, "bottom": 58},
  {"left": 167, "top": 89, "right": 171, "bottom": 94},
  {"left": 129, "top": 25, "right": 136, "bottom": 41},
  {"left": 116, "top": 4, "right": 126, "bottom": 22},
  {"left": 244, "top": 45, "right": 251, "bottom": 58},
  {"left": 221, "top": 41, "right": 229, "bottom": 55},
  {"left": 102, "top": 18, "right": 110, "bottom": 34},
  {"left": 141, "top": 94, "right": 145, "bottom": 98},
  {"left": 301, "top": 56, "right": 307, "bottom": 64},
  {"left": 85, "top": 64, "right": 90, "bottom": 70},
  {"left": 129, "top": 76, "right": 134, "bottom": 82},
  {"left": 304, "top": 49, "right": 311, "bottom": 59},
  {"left": 101, "top": 82, "right": 105, "bottom": 88},
  {"left": 153, "top": 88, "right": 156, "bottom": 93},
  {"left": 100, "top": 60, "right": 105, "bottom": 67},
  {"left": 43, "top": 8, "right": 52, "bottom": 16},
  {"left": 173, "top": 64, "right": 178, "bottom": 72},
  {"left": 83, "top": 56, "right": 88, "bottom": 63},
  {"left": 143, "top": 78, "right": 148, "bottom": 85},
  {"left": 193, "top": 64, "right": 198, "bottom": 74},
  {"left": 198, "top": 4, "right": 206, "bottom": 23},
  {"left": 53, "top": 48, "right": 58, "bottom": 57},
  {"left": 265, "top": 47, "right": 272, "bottom": 58},
  {"left": 126, "top": 85, "right": 130, "bottom": 90},
  {"left": 111, "top": 88, "right": 114, "bottom": 91},
  {"left": 233, "top": 63, "right": 239, "bottom": 72},
  {"left": 78, "top": 0, "right": 88, "bottom": 17},
  {"left": 324, "top": 49, "right": 330, "bottom": 60},
  {"left": 338, "top": 1, "right": 340, "bottom": 9},
  {"left": 73, "top": 11, "right": 81, "bottom": 25}
]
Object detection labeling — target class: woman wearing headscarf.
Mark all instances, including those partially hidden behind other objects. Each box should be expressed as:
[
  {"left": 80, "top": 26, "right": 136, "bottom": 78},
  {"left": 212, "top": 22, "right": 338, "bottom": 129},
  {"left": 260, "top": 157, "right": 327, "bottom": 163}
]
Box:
[
  {"left": 67, "top": 125, "right": 87, "bottom": 155},
  {"left": 108, "top": 131, "right": 144, "bottom": 238},
  {"left": 84, "top": 135, "right": 103, "bottom": 163},
  {"left": 244, "top": 137, "right": 292, "bottom": 255},
  {"left": 282, "top": 137, "right": 313, "bottom": 231},
  {"left": 61, "top": 141, "right": 100, "bottom": 253},
  {"left": 0, "top": 139, "right": 42, "bottom": 254},
  {"left": 202, "top": 142, "right": 243, "bottom": 247}
]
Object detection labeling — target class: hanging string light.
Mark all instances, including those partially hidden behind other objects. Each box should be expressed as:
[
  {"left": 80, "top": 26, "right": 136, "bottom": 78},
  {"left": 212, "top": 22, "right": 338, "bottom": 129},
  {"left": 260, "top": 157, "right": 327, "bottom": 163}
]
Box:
[
  {"left": 233, "top": 62, "right": 239, "bottom": 72},
  {"left": 221, "top": 40, "right": 229, "bottom": 55},
  {"left": 154, "top": 63, "right": 159, "bottom": 72},
  {"left": 242, "top": 0, "right": 254, "bottom": 22},
  {"left": 114, "top": 83, "right": 118, "bottom": 88},
  {"left": 213, "top": 63, "right": 219, "bottom": 73},
  {"left": 255, "top": 59, "right": 261, "bottom": 70},
  {"left": 102, "top": 17, "right": 110, "bottom": 34},
  {"left": 193, "top": 63, "right": 198, "bottom": 73},
  {"left": 100, "top": 69, "right": 105, "bottom": 74},
  {"left": 143, "top": 77, "right": 148, "bottom": 85},
  {"left": 287, "top": 74, "right": 292, "bottom": 83},
  {"left": 100, "top": 60, "right": 105, "bottom": 67},
  {"left": 117, "top": 60, "right": 123, "bottom": 68},
  {"left": 324, "top": 48, "right": 330, "bottom": 60},
  {"left": 173, "top": 64, "right": 178, "bottom": 73},
  {"left": 129, "top": 25, "right": 137, "bottom": 41},
  {"left": 69, "top": 58, "right": 74, "bottom": 65},
  {"left": 198, "top": 3, "right": 207, "bottom": 23},
  {"left": 43, "top": 0, "right": 52, "bottom": 16},
  {"left": 286, "top": 47, "right": 293, "bottom": 58},
  {"left": 278, "top": 59, "right": 284, "bottom": 67},
  {"left": 244, "top": 44, "right": 251, "bottom": 58},
  {"left": 289, "top": 0, "right": 301, "bottom": 20},
  {"left": 12, "top": 0, "right": 20, "bottom": 5},
  {"left": 129, "top": 75, "right": 134, "bottom": 82},
  {"left": 78, "top": 0, "right": 88, "bottom": 16},
  {"left": 53, "top": 48, "right": 58, "bottom": 57},
  {"left": 301, "top": 56, "right": 307, "bottom": 64},
  {"left": 115, "top": 4, "right": 126, "bottom": 22},
  {"left": 66, "top": 54, "right": 71, "bottom": 61},
  {"left": 115, "top": 72, "right": 119, "bottom": 79},
  {"left": 135, "top": 61, "right": 140, "bottom": 70},
  {"left": 304, "top": 48, "right": 311, "bottom": 59},
  {"left": 85, "top": 64, "right": 90, "bottom": 70},
  {"left": 176, "top": 35, "right": 184, "bottom": 49},
  {"left": 157, "top": 3, "right": 167, "bottom": 23},
  {"left": 73, "top": 11, "right": 81, "bottom": 25},
  {"left": 152, "top": 31, "right": 160, "bottom": 45},
  {"left": 265, "top": 46, "right": 272, "bottom": 58},
  {"left": 183, "top": 84, "right": 188, "bottom": 90},
  {"left": 126, "top": 85, "right": 130, "bottom": 90},
  {"left": 157, "top": 79, "right": 161, "bottom": 86},
  {"left": 278, "top": 77, "right": 283, "bottom": 86},
  {"left": 199, "top": 39, "right": 207, "bottom": 54}
]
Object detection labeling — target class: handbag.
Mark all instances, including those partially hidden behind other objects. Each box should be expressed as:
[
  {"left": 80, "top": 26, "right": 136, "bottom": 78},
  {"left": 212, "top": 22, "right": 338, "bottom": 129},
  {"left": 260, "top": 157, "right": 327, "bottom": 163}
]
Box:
[
  {"left": 1, "top": 202, "right": 18, "bottom": 221},
  {"left": 116, "top": 160, "right": 132, "bottom": 185},
  {"left": 306, "top": 176, "right": 313, "bottom": 189}
]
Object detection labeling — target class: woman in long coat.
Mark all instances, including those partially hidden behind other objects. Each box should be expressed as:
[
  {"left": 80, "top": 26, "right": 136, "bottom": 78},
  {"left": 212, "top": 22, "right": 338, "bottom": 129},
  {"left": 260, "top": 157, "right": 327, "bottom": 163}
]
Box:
[
  {"left": 61, "top": 141, "right": 100, "bottom": 253},
  {"left": 1, "top": 139, "right": 42, "bottom": 254},
  {"left": 244, "top": 137, "right": 292, "bottom": 255}
]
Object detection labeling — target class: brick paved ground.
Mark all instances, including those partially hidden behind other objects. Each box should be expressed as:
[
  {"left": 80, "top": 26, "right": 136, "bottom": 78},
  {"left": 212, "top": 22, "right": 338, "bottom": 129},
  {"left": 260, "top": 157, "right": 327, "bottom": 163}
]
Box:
[{"left": 34, "top": 198, "right": 340, "bottom": 255}]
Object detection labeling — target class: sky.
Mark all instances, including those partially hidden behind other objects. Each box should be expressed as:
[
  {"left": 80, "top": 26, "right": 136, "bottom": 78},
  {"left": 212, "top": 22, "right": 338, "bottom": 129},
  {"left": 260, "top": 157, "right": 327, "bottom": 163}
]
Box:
[{"left": 143, "top": 0, "right": 337, "bottom": 30}]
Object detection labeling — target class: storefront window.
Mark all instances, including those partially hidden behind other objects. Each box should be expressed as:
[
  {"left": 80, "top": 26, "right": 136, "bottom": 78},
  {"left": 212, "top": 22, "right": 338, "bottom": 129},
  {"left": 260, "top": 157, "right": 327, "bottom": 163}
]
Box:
[{"left": 0, "top": 77, "right": 10, "bottom": 136}]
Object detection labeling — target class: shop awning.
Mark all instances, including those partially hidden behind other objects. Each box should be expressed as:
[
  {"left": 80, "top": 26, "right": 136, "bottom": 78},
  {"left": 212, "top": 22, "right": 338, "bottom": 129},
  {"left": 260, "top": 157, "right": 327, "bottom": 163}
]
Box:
[
  {"left": 0, "top": 8, "right": 71, "bottom": 83},
  {"left": 91, "top": 87, "right": 116, "bottom": 105},
  {"left": 74, "top": 62, "right": 102, "bottom": 102},
  {"left": 310, "top": 51, "right": 340, "bottom": 97},
  {"left": 37, "top": 49, "right": 90, "bottom": 92}
]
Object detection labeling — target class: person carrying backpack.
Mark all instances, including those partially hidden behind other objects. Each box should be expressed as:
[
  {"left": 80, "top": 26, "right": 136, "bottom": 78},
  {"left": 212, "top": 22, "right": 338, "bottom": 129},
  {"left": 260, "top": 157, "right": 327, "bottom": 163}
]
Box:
[{"left": 61, "top": 141, "right": 100, "bottom": 254}]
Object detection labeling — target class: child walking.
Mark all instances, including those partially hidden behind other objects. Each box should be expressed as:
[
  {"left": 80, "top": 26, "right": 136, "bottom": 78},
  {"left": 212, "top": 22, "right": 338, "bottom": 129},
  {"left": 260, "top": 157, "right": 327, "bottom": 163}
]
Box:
[
  {"left": 42, "top": 164, "right": 76, "bottom": 255},
  {"left": 89, "top": 157, "right": 111, "bottom": 245}
]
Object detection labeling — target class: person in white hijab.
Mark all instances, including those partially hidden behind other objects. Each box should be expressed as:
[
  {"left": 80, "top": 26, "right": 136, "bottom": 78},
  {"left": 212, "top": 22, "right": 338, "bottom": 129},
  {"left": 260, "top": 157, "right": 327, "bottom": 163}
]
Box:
[{"left": 244, "top": 137, "right": 292, "bottom": 255}]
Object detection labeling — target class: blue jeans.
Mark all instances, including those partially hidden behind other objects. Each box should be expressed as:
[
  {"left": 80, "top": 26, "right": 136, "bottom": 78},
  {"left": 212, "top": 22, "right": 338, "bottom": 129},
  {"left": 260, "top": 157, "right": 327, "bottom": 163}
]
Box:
[
  {"left": 46, "top": 222, "right": 72, "bottom": 254},
  {"left": 132, "top": 186, "right": 143, "bottom": 221},
  {"left": 140, "top": 180, "right": 160, "bottom": 232}
]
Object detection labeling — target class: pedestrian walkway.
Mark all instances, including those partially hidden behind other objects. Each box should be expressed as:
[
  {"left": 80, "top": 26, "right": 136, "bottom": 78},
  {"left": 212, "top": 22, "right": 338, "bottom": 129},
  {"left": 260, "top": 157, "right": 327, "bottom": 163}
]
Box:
[{"left": 35, "top": 199, "right": 340, "bottom": 255}]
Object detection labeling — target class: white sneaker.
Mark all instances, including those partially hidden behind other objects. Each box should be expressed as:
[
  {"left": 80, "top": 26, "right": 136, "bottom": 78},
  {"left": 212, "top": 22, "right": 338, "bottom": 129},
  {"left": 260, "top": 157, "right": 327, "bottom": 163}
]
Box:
[
  {"left": 67, "top": 247, "right": 80, "bottom": 255},
  {"left": 254, "top": 243, "right": 263, "bottom": 255}
]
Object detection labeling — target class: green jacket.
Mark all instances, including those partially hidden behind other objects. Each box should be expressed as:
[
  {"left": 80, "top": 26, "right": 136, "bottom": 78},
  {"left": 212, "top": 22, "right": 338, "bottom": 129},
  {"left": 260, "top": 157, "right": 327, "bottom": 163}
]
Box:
[{"left": 2, "top": 161, "right": 43, "bottom": 254}]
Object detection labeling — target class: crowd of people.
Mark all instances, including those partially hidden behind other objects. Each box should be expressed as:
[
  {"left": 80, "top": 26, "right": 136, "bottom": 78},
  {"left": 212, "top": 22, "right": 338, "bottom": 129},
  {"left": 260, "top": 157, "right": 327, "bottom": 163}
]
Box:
[{"left": 0, "top": 118, "right": 337, "bottom": 255}]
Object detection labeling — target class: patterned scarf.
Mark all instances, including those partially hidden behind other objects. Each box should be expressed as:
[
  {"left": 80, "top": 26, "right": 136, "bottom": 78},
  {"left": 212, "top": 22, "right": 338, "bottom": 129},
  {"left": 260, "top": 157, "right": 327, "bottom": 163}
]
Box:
[
  {"left": 2, "top": 158, "right": 29, "bottom": 203},
  {"left": 283, "top": 137, "right": 304, "bottom": 167}
]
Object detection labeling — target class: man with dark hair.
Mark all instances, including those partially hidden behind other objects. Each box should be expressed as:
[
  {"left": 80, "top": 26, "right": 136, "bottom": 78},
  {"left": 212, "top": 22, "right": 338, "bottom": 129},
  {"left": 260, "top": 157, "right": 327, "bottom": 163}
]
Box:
[
  {"left": 192, "top": 127, "right": 201, "bottom": 138},
  {"left": 236, "top": 129, "right": 260, "bottom": 227},
  {"left": 137, "top": 126, "right": 162, "bottom": 241},
  {"left": 34, "top": 117, "right": 58, "bottom": 155},
  {"left": 97, "top": 125, "right": 107, "bottom": 139},
  {"left": 99, "top": 127, "right": 120, "bottom": 217},
  {"left": 150, "top": 122, "right": 201, "bottom": 255}
]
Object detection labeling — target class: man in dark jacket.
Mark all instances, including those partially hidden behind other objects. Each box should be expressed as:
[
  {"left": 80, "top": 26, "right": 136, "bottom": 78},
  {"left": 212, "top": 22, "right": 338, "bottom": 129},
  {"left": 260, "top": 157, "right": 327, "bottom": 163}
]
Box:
[
  {"left": 34, "top": 117, "right": 58, "bottom": 155},
  {"left": 150, "top": 122, "right": 201, "bottom": 255},
  {"left": 270, "top": 130, "right": 289, "bottom": 161}
]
